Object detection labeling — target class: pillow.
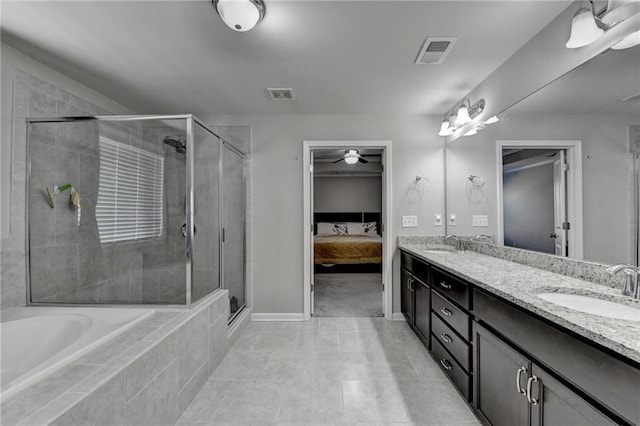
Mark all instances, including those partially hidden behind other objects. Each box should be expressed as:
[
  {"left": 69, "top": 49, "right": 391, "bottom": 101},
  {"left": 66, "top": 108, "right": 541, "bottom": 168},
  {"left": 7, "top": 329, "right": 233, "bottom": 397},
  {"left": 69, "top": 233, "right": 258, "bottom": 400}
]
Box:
[
  {"left": 347, "top": 221, "right": 378, "bottom": 235},
  {"left": 317, "top": 222, "right": 347, "bottom": 236}
]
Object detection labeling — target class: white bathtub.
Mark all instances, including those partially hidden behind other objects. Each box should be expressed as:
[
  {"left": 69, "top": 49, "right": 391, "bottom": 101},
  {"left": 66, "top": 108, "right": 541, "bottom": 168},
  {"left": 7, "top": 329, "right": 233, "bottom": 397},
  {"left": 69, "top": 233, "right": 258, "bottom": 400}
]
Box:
[{"left": 0, "top": 307, "right": 154, "bottom": 402}]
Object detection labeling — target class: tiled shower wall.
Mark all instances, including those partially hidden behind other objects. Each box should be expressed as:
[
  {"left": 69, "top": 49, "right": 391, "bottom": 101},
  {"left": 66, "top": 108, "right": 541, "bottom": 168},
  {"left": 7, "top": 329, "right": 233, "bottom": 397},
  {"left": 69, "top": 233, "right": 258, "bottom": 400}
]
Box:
[{"left": 1, "top": 69, "right": 251, "bottom": 310}]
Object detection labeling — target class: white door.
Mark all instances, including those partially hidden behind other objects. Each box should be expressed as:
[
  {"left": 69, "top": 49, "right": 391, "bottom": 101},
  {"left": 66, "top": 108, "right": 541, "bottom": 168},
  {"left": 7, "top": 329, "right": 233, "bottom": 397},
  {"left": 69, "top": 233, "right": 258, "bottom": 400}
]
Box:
[
  {"left": 310, "top": 151, "right": 315, "bottom": 315},
  {"left": 553, "top": 150, "right": 568, "bottom": 257}
]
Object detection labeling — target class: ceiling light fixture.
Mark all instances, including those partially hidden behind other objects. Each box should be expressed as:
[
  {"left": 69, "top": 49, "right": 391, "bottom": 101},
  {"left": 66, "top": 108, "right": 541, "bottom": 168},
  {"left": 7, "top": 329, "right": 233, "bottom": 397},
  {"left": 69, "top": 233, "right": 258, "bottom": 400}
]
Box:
[
  {"left": 212, "top": 0, "right": 266, "bottom": 32},
  {"left": 344, "top": 150, "right": 359, "bottom": 165},
  {"left": 566, "top": 0, "right": 640, "bottom": 49}
]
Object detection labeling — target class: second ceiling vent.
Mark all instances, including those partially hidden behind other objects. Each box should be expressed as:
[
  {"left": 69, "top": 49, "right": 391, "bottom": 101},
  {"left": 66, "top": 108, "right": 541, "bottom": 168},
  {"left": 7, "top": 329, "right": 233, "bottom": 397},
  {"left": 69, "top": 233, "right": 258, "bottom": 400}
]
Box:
[{"left": 415, "top": 37, "right": 457, "bottom": 65}]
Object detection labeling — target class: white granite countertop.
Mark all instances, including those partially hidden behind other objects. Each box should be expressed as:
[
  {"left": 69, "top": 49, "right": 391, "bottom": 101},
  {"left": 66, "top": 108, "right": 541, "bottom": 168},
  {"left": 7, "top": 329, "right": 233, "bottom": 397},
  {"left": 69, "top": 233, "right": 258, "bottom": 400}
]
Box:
[{"left": 399, "top": 243, "right": 640, "bottom": 365}]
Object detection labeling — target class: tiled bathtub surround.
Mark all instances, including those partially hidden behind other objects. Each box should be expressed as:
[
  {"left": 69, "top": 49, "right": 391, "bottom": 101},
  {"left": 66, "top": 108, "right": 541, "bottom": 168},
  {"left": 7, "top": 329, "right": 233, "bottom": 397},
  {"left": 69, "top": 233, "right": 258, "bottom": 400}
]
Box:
[
  {"left": 397, "top": 236, "right": 627, "bottom": 289},
  {"left": 398, "top": 243, "right": 640, "bottom": 363},
  {"left": 0, "top": 290, "right": 230, "bottom": 426}
]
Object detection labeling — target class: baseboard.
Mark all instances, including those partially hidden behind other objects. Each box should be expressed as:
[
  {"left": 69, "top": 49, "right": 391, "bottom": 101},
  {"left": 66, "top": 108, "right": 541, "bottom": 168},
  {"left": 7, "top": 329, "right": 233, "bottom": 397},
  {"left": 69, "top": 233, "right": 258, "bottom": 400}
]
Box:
[
  {"left": 251, "top": 312, "right": 305, "bottom": 322},
  {"left": 392, "top": 312, "right": 406, "bottom": 321}
]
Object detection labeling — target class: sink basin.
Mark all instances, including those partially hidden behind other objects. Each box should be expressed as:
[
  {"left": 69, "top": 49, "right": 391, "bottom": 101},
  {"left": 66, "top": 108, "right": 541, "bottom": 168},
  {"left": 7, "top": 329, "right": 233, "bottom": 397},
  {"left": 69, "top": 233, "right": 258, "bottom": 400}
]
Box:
[{"left": 537, "top": 293, "right": 640, "bottom": 321}]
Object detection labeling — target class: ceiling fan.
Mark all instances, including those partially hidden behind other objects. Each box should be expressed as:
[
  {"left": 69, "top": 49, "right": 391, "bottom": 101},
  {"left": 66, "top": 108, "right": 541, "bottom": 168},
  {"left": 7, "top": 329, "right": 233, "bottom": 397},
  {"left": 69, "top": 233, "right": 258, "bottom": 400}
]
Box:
[{"left": 332, "top": 149, "right": 369, "bottom": 164}]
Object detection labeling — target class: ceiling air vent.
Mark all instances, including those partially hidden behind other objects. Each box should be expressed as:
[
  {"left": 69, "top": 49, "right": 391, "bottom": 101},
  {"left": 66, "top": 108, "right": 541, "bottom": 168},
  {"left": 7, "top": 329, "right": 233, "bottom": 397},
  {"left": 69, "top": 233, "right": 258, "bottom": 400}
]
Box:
[
  {"left": 267, "top": 88, "right": 295, "bottom": 100},
  {"left": 415, "top": 37, "right": 457, "bottom": 65}
]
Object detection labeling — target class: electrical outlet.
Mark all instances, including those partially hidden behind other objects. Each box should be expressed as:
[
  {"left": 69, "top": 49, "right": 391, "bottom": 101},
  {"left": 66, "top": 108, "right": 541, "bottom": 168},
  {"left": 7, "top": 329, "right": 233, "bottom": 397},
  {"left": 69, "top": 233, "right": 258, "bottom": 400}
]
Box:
[
  {"left": 434, "top": 214, "right": 443, "bottom": 226},
  {"left": 472, "top": 215, "right": 489, "bottom": 227},
  {"left": 402, "top": 215, "right": 418, "bottom": 227},
  {"left": 448, "top": 214, "right": 456, "bottom": 226}
]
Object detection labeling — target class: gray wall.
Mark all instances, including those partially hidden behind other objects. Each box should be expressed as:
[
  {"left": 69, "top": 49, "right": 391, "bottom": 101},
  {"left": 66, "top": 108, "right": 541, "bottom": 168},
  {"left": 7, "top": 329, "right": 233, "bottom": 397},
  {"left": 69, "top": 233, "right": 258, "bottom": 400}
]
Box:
[
  {"left": 314, "top": 176, "right": 381, "bottom": 213},
  {"left": 202, "top": 114, "right": 445, "bottom": 316},
  {"left": 503, "top": 163, "right": 555, "bottom": 254}
]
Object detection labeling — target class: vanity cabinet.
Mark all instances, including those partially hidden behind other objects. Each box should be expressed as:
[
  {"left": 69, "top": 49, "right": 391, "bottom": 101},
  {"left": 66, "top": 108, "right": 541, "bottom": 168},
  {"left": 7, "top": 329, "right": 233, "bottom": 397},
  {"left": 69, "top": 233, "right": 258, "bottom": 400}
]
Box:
[
  {"left": 400, "top": 251, "right": 431, "bottom": 346},
  {"left": 473, "top": 322, "right": 615, "bottom": 426}
]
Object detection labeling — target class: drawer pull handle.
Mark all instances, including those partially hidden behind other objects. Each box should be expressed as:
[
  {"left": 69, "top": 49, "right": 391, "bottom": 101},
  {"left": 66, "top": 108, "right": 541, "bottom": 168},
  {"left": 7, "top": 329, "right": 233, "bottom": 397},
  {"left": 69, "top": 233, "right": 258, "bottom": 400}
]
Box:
[
  {"left": 440, "top": 307, "right": 452, "bottom": 316},
  {"left": 516, "top": 366, "right": 527, "bottom": 395},
  {"left": 440, "top": 359, "right": 453, "bottom": 370},
  {"left": 526, "top": 375, "right": 539, "bottom": 405},
  {"left": 440, "top": 333, "right": 453, "bottom": 343},
  {"left": 439, "top": 281, "right": 452, "bottom": 290}
]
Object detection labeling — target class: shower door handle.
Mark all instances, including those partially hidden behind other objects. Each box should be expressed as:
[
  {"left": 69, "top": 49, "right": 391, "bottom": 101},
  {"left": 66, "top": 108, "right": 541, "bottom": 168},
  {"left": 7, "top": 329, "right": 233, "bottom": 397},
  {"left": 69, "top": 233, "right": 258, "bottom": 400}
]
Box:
[{"left": 181, "top": 224, "right": 197, "bottom": 237}]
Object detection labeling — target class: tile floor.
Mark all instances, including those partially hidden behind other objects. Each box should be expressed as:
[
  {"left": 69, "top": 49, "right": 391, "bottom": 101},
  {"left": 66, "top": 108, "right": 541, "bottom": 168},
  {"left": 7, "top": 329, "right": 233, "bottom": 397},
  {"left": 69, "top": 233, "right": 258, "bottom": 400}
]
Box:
[{"left": 176, "top": 317, "right": 481, "bottom": 426}]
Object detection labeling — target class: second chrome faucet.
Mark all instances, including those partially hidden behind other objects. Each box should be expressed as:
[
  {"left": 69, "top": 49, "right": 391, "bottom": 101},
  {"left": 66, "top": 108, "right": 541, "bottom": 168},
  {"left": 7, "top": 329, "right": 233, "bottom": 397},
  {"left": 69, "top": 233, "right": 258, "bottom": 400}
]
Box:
[{"left": 606, "top": 264, "right": 640, "bottom": 300}]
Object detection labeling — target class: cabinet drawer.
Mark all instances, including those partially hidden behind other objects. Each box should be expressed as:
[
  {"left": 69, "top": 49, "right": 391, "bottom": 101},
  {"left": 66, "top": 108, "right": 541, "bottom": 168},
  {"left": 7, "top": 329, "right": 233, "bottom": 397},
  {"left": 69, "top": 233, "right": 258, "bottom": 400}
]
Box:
[
  {"left": 432, "top": 337, "right": 470, "bottom": 401},
  {"left": 432, "top": 291, "right": 469, "bottom": 340},
  {"left": 432, "top": 313, "right": 469, "bottom": 371},
  {"left": 400, "top": 250, "right": 430, "bottom": 284},
  {"left": 432, "top": 268, "right": 469, "bottom": 309}
]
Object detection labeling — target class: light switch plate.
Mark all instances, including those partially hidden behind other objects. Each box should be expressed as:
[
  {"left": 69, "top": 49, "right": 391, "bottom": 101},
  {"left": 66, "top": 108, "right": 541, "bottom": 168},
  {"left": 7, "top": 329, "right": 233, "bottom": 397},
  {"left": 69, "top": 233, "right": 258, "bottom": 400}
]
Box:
[
  {"left": 402, "top": 215, "right": 418, "bottom": 227},
  {"left": 448, "top": 214, "right": 456, "bottom": 226},
  {"left": 472, "top": 215, "right": 489, "bottom": 227},
  {"left": 434, "top": 214, "right": 442, "bottom": 226}
]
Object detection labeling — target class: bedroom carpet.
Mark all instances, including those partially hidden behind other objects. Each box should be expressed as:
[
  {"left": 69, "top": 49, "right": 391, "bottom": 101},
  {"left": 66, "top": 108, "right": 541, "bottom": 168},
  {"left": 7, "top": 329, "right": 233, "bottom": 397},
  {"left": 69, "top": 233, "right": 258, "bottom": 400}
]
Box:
[{"left": 313, "top": 273, "right": 383, "bottom": 317}]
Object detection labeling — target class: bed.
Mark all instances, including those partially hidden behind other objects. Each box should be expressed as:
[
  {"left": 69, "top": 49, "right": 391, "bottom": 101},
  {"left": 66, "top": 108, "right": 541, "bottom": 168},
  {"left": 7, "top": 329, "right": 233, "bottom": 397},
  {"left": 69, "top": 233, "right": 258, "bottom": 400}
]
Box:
[{"left": 313, "top": 212, "right": 382, "bottom": 265}]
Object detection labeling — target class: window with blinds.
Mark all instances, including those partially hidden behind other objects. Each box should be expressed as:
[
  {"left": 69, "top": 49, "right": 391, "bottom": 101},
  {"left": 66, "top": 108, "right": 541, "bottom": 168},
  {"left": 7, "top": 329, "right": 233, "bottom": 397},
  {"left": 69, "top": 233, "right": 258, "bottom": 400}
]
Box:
[{"left": 96, "top": 136, "right": 164, "bottom": 244}]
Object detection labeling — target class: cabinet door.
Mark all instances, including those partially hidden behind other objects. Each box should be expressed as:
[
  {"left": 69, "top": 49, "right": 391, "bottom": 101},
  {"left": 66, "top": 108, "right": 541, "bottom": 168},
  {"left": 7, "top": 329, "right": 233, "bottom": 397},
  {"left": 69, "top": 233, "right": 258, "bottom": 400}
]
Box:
[
  {"left": 401, "top": 268, "right": 414, "bottom": 325},
  {"left": 473, "top": 322, "right": 530, "bottom": 426},
  {"left": 529, "top": 364, "right": 616, "bottom": 426},
  {"left": 414, "top": 279, "right": 430, "bottom": 345}
]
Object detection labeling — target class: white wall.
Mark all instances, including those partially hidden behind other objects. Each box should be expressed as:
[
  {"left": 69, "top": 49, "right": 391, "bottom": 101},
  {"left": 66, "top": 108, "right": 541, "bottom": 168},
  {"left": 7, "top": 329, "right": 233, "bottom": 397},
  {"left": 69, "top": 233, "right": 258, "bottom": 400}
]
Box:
[
  {"left": 446, "top": 113, "right": 637, "bottom": 265},
  {"left": 202, "top": 114, "right": 445, "bottom": 315},
  {"left": 314, "top": 176, "right": 381, "bottom": 213}
]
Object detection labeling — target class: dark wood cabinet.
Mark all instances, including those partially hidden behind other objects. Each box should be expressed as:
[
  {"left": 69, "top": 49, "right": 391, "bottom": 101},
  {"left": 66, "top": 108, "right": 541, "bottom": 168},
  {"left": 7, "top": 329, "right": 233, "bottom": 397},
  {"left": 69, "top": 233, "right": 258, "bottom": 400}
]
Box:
[
  {"left": 399, "top": 248, "right": 633, "bottom": 426},
  {"left": 414, "top": 278, "right": 430, "bottom": 345},
  {"left": 400, "top": 267, "right": 414, "bottom": 326},
  {"left": 473, "top": 321, "right": 616, "bottom": 426}
]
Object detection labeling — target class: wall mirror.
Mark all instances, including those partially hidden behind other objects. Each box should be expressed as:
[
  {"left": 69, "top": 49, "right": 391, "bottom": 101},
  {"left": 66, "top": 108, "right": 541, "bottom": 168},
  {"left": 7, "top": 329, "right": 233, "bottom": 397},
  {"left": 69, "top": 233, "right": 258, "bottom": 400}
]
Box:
[{"left": 445, "top": 43, "right": 640, "bottom": 266}]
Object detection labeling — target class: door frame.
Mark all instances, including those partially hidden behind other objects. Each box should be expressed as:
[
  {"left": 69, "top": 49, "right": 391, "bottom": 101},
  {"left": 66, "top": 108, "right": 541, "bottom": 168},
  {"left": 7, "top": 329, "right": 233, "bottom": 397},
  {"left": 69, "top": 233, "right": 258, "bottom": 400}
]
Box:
[
  {"left": 496, "top": 140, "right": 583, "bottom": 259},
  {"left": 303, "top": 140, "right": 393, "bottom": 320}
]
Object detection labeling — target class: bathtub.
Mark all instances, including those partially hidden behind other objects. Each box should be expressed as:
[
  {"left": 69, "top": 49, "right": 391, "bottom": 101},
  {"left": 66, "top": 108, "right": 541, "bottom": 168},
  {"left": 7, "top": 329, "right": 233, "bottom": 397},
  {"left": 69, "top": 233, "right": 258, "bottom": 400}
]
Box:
[{"left": 0, "top": 307, "right": 154, "bottom": 402}]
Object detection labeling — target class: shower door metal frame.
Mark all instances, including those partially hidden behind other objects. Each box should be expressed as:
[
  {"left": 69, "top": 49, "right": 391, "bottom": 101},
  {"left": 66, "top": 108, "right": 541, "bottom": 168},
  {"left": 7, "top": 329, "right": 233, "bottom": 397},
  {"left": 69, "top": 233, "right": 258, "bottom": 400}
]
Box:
[{"left": 24, "top": 114, "right": 246, "bottom": 309}]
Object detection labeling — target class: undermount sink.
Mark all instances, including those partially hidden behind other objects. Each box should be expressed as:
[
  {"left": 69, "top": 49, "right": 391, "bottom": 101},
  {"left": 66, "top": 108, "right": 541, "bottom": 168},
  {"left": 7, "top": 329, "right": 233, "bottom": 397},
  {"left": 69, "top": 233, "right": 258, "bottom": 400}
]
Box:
[{"left": 537, "top": 293, "right": 640, "bottom": 321}]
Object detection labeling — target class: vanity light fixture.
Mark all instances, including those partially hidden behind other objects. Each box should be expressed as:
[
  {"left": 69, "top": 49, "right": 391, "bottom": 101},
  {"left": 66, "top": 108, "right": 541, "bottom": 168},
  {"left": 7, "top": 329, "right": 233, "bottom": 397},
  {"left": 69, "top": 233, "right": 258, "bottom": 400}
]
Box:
[
  {"left": 439, "top": 99, "right": 487, "bottom": 137},
  {"left": 566, "top": 1, "right": 605, "bottom": 48},
  {"left": 212, "top": 0, "right": 266, "bottom": 32},
  {"left": 566, "top": 0, "right": 640, "bottom": 49}
]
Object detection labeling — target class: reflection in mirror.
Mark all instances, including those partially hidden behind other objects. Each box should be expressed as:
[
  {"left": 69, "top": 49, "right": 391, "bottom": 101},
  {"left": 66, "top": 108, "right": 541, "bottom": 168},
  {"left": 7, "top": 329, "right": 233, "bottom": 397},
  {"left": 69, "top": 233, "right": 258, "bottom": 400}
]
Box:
[{"left": 445, "top": 44, "right": 640, "bottom": 265}]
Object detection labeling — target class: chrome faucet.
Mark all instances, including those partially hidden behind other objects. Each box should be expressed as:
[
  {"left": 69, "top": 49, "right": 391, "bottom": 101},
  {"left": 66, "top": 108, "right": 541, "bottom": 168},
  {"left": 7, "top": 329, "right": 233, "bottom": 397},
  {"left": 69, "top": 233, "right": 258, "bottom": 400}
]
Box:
[
  {"left": 606, "top": 264, "right": 640, "bottom": 300},
  {"left": 444, "top": 235, "right": 465, "bottom": 252}
]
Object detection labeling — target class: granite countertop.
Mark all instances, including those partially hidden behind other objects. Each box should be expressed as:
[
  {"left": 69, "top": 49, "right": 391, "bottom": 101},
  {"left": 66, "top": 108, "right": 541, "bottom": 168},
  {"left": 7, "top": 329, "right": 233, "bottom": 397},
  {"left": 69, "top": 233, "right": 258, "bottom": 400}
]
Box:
[{"left": 399, "top": 243, "right": 640, "bottom": 364}]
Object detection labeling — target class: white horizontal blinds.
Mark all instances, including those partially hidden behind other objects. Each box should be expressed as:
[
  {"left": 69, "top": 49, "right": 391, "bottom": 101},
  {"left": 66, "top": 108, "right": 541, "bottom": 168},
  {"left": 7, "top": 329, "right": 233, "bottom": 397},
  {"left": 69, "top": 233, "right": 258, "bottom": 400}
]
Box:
[{"left": 96, "top": 136, "right": 164, "bottom": 243}]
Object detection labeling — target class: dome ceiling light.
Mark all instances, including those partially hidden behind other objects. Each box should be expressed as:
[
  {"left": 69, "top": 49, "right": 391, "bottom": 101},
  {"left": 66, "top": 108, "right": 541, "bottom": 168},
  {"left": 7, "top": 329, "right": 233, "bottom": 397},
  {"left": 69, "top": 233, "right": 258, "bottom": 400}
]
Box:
[{"left": 212, "top": 0, "right": 266, "bottom": 32}]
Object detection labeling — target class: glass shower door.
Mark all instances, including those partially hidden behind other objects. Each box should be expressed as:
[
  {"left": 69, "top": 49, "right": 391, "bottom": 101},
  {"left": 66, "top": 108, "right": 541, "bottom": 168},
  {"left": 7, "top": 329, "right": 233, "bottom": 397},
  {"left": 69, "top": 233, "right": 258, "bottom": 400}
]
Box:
[{"left": 222, "top": 145, "right": 245, "bottom": 319}]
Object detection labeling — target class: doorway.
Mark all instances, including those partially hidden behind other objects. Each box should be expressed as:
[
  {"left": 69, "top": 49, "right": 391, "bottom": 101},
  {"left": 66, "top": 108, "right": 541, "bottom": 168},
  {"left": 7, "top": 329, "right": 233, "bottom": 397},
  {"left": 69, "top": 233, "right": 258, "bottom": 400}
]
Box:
[
  {"left": 496, "top": 140, "right": 583, "bottom": 259},
  {"left": 303, "top": 141, "right": 393, "bottom": 320}
]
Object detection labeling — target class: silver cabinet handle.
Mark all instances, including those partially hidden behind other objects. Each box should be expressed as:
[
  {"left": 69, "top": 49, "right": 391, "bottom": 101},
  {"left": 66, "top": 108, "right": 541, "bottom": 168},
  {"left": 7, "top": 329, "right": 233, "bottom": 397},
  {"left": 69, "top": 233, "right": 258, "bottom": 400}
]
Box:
[
  {"left": 440, "top": 359, "right": 452, "bottom": 370},
  {"left": 406, "top": 277, "right": 412, "bottom": 290},
  {"left": 440, "top": 333, "right": 453, "bottom": 343},
  {"left": 526, "top": 375, "right": 539, "bottom": 405},
  {"left": 440, "top": 307, "right": 452, "bottom": 316},
  {"left": 516, "top": 367, "right": 527, "bottom": 395},
  {"left": 439, "top": 281, "right": 452, "bottom": 290}
]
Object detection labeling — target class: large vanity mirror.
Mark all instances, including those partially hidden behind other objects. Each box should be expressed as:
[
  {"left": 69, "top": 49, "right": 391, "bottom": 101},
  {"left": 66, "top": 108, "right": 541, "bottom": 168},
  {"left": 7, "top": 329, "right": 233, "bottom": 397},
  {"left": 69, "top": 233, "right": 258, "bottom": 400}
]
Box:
[{"left": 445, "top": 43, "right": 640, "bottom": 266}]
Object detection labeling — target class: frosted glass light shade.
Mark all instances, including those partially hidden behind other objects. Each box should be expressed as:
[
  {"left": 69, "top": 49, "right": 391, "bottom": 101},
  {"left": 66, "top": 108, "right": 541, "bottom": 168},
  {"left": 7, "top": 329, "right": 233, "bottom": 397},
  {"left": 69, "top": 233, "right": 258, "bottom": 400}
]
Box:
[
  {"left": 566, "top": 7, "right": 605, "bottom": 48},
  {"left": 214, "top": 0, "right": 265, "bottom": 32},
  {"left": 612, "top": 29, "right": 640, "bottom": 49},
  {"left": 455, "top": 105, "right": 471, "bottom": 126},
  {"left": 344, "top": 155, "right": 358, "bottom": 165},
  {"left": 438, "top": 119, "right": 454, "bottom": 136},
  {"left": 602, "top": 0, "right": 640, "bottom": 25}
]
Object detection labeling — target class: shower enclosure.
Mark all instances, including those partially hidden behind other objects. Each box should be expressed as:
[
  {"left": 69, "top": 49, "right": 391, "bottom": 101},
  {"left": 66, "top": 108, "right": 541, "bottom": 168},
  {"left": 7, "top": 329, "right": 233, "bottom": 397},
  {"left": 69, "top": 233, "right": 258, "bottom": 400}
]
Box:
[{"left": 26, "top": 114, "right": 246, "bottom": 318}]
